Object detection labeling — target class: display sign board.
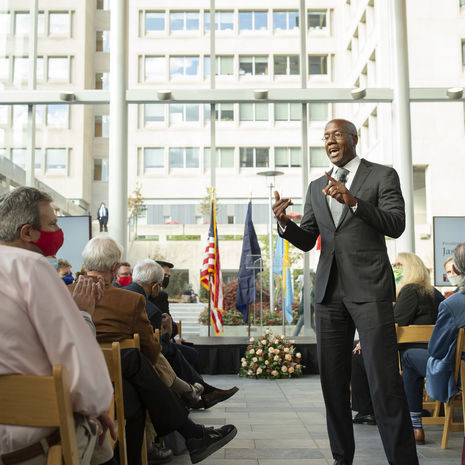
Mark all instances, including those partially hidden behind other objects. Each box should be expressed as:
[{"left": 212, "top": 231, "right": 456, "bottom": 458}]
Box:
[
  {"left": 433, "top": 216, "right": 465, "bottom": 286},
  {"left": 56, "top": 216, "right": 92, "bottom": 275}
]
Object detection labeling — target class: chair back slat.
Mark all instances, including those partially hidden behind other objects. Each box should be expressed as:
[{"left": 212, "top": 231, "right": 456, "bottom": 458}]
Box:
[
  {"left": 453, "top": 328, "right": 465, "bottom": 382},
  {"left": 396, "top": 324, "right": 435, "bottom": 344}
]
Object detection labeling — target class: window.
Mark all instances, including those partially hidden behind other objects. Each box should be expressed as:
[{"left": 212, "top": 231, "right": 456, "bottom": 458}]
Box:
[
  {"left": 204, "top": 56, "right": 234, "bottom": 77},
  {"left": 47, "top": 105, "right": 68, "bottom": 127},
  {"left": 308, "top": 10, "right": 327, "bottom": 29},
  {"left": 274, "top": 55, "right": 299, "bottom": 75},
  {"left": 48, "top": 57, "right": 69, "bottom": 80},
  {"left": 240, "top": 147, "right": 269, "bottom": 168},
  {"left": 170, "top": 56, "right": 199, "bottom": 77},
  {"left": 0, "top": 13, "right": 10, "bottom": 33},
  {"left": 461, "top": 0, "right": 465, "bottom": 7},
  {"left": 169, "top": 148, "right": 199, "bottom": 168},
  {"left": 170, "top": 11, "right": 199, "bottom": 32},
  {"left": 15, "top": 12, "right": 29, "bottom": 35},
  {"left": 144, "top": 148, "right": 164, "bottom": 169},
  {"left": 273, "top": 11, "right": 299, "bottom": 31},
  {"left": 0, "top": 105, "right": 8, "bottom": 125},
  {"left": 227, "top": 216, "right": 234, "bottom": 224},
  {"left": 0, "top": 57, "right": 9, "bottom": 80},
  {"left": 12, "top": 149, "right": 26, "bottom": 169},
  {"left": 310, "top": 147, "right": 328, "bottom": 167},
  {"left": 145, "top": 56, "right": 164, "bottom": 80},
  {"left": 146, "top": 11, "right": 165, "bottom": 32},
  {"left": 13, "top": 105, "right": 28, "bottom": 126},
  {"left": 169, "top": 104, "right": 200, "bottom": 123},
  {"left": 309, "top": 55, "right": 328, "bottom": 75},
  {"left": 204, "top": 11, "right": 234, "bottom": 31},
  {"left": 204, "top": 148, "right": 235, "bottom": 168},
  {"left": 95, "top": 72, "right": 109, "bottom": 89},
  {"left": 49, "top": 12, "right": 70, "bottom": 35},
  {"left": 95, "top": 115, "right": 109, "bottom": 137},
  {"left": 97, "top": 0, "right": 110, "bottom": 10},
  {"left": 144, "top": 104, "right": 164, "bottom": 124},
  {"left": 239, "top": 103, "right": 268, "bottom": 121},
  {"left": 275, "top": 147, "right": 301, "bottom": 167},
  {"left": 239, "top": 11, "right": 267, "bottom": 31},
  {"left": 216, "top": 104, "right": 234, "bottom": 121},
  {"left": 94, "top": 158, "right": 109, "bottom": 181},
  {"left": 309, "top": 103, "right": 328, "bottom": 121},
  {"left": 34, "top": 148, "right": 42, "bottom": 169},
  {"left": 239, "top": 55, "right": 268, "bottom": 76},
  {"left": 14, "top": 56, "right": 44, "bottom": 82},
  {"left": 46, "top": 148, "right": 67, "bottom": 171},
  {"left": 96, "top": 31, "right": 110, "bottom": 52},
  {"left": 274, "top": 103, "right": 300, "bottom": 121}
]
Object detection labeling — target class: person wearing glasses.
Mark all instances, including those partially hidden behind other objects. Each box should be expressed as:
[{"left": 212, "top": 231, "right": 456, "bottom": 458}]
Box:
[{"left": 272, "top": 119, "right": 418, "bottom": 465}]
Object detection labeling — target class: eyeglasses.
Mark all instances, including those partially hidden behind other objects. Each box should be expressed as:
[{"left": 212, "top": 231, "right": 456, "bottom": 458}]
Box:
[
  {"left": 391, "top": 262, "right": 403, "bottom": 269},
  {"left": 321, "top": 131, "right": 354, "bottom": 143}
]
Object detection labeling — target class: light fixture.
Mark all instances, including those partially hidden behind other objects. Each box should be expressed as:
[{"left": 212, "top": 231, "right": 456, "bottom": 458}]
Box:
[
  {"left": 446, "top": 87, "right": 463, "bottom": 99},
  {"left": 351, "top": 87, "right": 366, "bottom": 100},
  {"left": 254, "top": 89, "right": 268, "bottom": 99},
  {"left": 157, "top": 90, "right": 172, "bottom": 100},
  {"left": 59, "top": 92, "right": 76, "bottom": 102}
]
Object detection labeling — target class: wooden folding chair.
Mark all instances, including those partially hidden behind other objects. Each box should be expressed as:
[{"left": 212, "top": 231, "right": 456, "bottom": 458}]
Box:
[
  {"left": 176, "top": 320, "right": 182, "bottom": 339},
  {"left": 0, "top": 365, "right": 79, "bottom": 465},
  {"left": 101, "top": 334, "right": 148, "bottom": 465},
  {"left": 395, "top": 325, "right": 443, "bottom": 422},
  {"left": 100, "top": 341, "right": 128, "bottom": 465},
  {"left": 441, "top": 327, "right": 465, "bottom": 448}
]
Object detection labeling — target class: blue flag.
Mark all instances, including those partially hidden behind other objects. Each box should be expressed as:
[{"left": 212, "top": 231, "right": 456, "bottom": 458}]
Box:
[
  {"left": 236, "top": 202, "right": 261, "bottom": 322},
  {"left": 273, "top": 236, "right": 284, "bottom": 276}
]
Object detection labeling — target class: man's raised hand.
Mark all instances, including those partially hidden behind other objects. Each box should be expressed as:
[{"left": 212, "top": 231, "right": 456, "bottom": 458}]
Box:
[
  {"left": 272, "top": 191, "right": 293, "bottom": 227},
  {"left": 322, "top": 172, "right": 357, "bottom": 207}
]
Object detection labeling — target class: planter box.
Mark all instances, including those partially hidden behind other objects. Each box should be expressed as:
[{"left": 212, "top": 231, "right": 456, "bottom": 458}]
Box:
[{"left": 199, "top": 325, "right": 297, "bottom": 338}]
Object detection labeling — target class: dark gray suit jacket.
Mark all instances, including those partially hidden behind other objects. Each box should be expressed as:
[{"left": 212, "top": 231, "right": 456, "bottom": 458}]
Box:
[{"left": 281, "top": 158, "right": 405, "bottom": 304}]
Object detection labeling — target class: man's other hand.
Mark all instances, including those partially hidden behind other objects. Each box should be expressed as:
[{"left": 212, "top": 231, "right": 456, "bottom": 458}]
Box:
[
  {"left": 73, "top": 276, "right": 96, "bottom": 316},
  {"left": 272, "top": 191, "right": 293, "bottom": 228}
]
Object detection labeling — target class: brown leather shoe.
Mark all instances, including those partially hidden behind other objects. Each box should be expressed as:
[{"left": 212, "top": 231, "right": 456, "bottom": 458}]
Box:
[
  {"left": 414, "top": 428, "right": 425, "bottom": 445},
  {"left": 202, "top": 386, "right": 239, "bottom": 409}
]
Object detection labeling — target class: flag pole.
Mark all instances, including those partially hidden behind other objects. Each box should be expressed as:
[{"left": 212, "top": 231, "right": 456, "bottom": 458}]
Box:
[
  {"left": 282, "top": 276, "right": 285, "bottom": 336},
  {"left": 208, "top": 278, "right": 212, "bottom": 337},
  {"left": 247, "top": 304, "right": 251, "bottom": 338}
]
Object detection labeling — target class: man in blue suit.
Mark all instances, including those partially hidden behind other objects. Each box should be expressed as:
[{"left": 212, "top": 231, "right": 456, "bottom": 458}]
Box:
[{"left": 272, "top": 119, "right": 418, "bottom": 465}]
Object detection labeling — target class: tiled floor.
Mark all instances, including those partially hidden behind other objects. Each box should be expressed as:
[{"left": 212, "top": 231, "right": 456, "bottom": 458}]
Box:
[{"left": 171, "top": 374, "right": 462, "bottom": 465}]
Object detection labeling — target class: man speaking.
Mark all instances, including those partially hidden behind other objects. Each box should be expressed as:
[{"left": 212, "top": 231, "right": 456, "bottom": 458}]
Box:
[{"left": 272, "top": 119, "right": 418, "bottom": 465}]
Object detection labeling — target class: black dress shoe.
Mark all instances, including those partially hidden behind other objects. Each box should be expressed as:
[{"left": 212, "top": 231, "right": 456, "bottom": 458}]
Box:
[
  {"left": 352, "top": 412, "right": 376, "bottom": 425},
  {"left": 147, "top": 443, "right": 173, "bottom": 464},
  {"left": 202, "top": 386, "right": 239, "bottom": 409},
  {"left": 187, "top": 425, "right": 237, "bottom": 464}
]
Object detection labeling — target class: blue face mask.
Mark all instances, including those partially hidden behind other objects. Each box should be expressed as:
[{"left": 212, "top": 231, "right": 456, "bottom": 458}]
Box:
[
  {"left": 62, "top": 274, "right": 74, "bottom": 285},
  {"left": 47, "top": 257, "right": 59, "bottom": 270}
]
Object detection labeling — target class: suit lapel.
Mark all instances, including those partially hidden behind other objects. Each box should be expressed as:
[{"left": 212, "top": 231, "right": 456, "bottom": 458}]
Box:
[
  {"left": 337, "top": 158, "right": 372, "bottom": 228},
  {"left": 317, "top": 170, "right": 336, "bottom": 229}
]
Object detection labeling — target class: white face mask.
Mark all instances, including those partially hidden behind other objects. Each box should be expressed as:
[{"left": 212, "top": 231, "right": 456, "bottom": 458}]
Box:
[{"left": 447, "top": 273, "right": 461, "bottom": 287}]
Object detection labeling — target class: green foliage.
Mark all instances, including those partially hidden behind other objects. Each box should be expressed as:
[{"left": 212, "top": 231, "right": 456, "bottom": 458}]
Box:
[
  {"left": 239, "top": 330, "right": 303, "bottom": 379},
  {"left": 166, "top": 235, "right": 201, "bottom": 241}
]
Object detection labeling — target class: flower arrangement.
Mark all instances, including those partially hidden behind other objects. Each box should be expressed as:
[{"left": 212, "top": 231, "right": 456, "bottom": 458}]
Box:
[{"left": 239, "top": 329, "right": 303, "bottom": 379}]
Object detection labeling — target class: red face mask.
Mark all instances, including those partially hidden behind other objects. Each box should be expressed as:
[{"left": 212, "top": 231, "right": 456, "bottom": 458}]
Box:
[
  {"left": 31, "top": 227, "right": 64, "bottom": 257},
  {"left": 118, "top": 276, "right": 132, "bottom": 287}
]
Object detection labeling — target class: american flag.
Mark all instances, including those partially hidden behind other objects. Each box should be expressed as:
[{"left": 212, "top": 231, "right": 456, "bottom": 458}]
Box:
[{"left": 200, "top": 199, "right": 224, "bottom": 335}]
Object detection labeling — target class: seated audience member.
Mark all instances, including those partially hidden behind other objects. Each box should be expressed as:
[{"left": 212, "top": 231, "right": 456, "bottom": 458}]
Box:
[
  {"left": 182, "top": 283, "right": 198, "bottom": 303},
  {"left": 401, "top": 243, "right": 465, "bottom": 444},
  {"left": 113, "top": 261, "right": 132, "bottom": 287},
  {"left": 351, "top": 252, "right": 444, "bottom": 426},
  {"left": 444, "top": 256, "right": 460, "bottom": 298},
  {"left": 0, "top": 186, "right": 116, "bottom": 465},
  {"left": 128, "top": 259, "right": 239, "bottom": 409},
  {"left": 78, "top": 237, "right": 237, "bottom": 464},
  {"left": 57, "top": 258, "right": 74, "bottom": 285}
]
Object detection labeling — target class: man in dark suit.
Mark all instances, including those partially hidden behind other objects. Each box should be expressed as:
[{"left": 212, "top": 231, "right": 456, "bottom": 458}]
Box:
[
  {"left": 272, "top": 119, "right": 418, "bottom": 465},
  {"left": 97, "top": 202, "right": 109, "bottom": 232}
]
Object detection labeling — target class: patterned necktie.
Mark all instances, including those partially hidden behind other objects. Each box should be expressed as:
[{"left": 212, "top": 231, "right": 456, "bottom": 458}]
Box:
[{"left": 330, "top": 167, "right": 349, "bottom": 226}]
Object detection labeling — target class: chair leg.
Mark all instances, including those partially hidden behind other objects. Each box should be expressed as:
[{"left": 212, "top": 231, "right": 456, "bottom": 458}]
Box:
[
  {"left": 441, "top": 402, "right": 454, "bottom": 449},
  {"left": 141, "top": 428, "right": 148, "bottom": 465}
]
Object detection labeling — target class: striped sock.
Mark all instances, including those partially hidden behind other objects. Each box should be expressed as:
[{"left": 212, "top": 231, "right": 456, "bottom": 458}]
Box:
[{"left": 410, "top": 411, "right": 422, "bottom": 429}]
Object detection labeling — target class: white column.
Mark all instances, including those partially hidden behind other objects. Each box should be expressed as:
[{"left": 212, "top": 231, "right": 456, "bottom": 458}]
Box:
[
  {"left": 26, "top": 0, "right": 38, "bottom": 187},
  {"left": 109, "top": 0, "right": 128, "bottom": 254},
  {"left": 392, "top": 0, "right": 415, "bottom": 253},
  {"left": 268, "top": 182, "right": 274, "bottom": 315},
  {"left": 209, "top": 0, "right": 216, "bottom": 191},
  {"left": 300, "top": 0, "right": 311, "bottom": 335}
]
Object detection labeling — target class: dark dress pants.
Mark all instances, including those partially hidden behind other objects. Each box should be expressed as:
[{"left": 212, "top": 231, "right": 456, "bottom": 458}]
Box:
[
  {"left": 120, "top": 349, "right": 188, "bottom": 465},
  {"left": 400, "top": 348, "right": 429, "bottom": 412},
  {"left": 315, "top": 268, "right": 418, "bottom": 465}
]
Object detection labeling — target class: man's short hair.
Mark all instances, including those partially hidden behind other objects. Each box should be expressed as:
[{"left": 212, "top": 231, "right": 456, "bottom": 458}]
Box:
[
  {"left": 82, "top": 237, "right": 123, "bottom": 272},
  {"left": 119, "top": 261, "right": 131, "bottom": 269},
  {"left": 57, "top": 258, "right": 71, "bottom": 270},
  {"left": 132, "top": 259, "right": 164, "bottom": 286},
  {"left": 453, "top": 244, "right": 465, "bottom": 275},
  {"left": 0, "top": 187, "right": 52, "bottom": 242}
]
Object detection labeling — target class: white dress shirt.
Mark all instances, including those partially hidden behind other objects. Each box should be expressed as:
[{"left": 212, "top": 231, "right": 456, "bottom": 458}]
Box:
[{"left": 0, "top": 245, "right": 112, "bottom": 454}]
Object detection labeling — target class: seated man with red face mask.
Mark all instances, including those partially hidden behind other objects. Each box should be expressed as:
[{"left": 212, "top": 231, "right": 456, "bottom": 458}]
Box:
[
  {"left": 113, "top": 261, "right": 132, "bottom": 288},
  {"left": 0, "top": 186, "right": 117, "bottom": 465}
]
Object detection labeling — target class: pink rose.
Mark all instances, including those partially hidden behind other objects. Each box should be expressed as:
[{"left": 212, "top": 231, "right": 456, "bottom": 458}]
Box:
[
  {"left": 252, "top": 357, "right": 258, "bottom": 363},
  {"left": 285, "top": 354, "right": 292, "bottom": 361},
  {"left": 296, "top": 352, "right": 301, "bottom": 359},
  {"left": 274, "top": 349, "right": 279, "bottom": 355},
  {"left": 242, "top": 361, "right": 247, "bottom": 367},
  {"left": 271, "top": 370, "right": 278, "bottom": 376},
  {"left": 281, "top": 365, "right": 288, "bottom": 372},
  {"left": 249, "top": 337, "right": 255, "bottom": 343},
  {"left": 256, "top": 349, "right": 263, "bottom": 355},
  {"left": 289, "top": 366, "right": 295, "bottom": 374},
  {"left": 265, "top": 329, "right": 270, "bottom": 335},
  {"left": 296, "top": 364, "right": 301, "bottom": 369},
  {"left": 261, "top": 340, "right": 267, "bottom": 345},
  {"left": 284, "top": 347, "right": 290, "bottom": 353},
  {"left": 256, "top": 368, "right": 263, "bottom": 375},
  {"left": 249, "top": 349, "right": 255, "bottom": 355},
  {"left": 265, "top": 360, "right": 269, "bottom": 365},
  {"left": 247, "top": 370, "right": 253, "bottom": 376},
  {"left": 274, "top": 355, "right": 280, "bottom": 361}
]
